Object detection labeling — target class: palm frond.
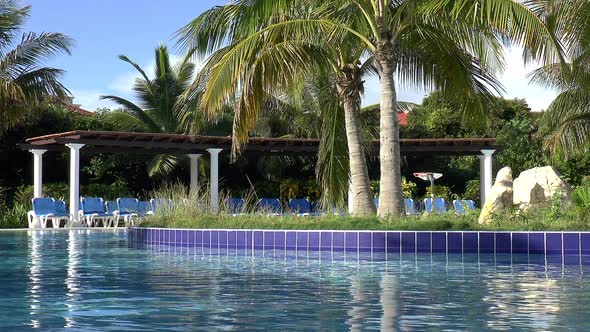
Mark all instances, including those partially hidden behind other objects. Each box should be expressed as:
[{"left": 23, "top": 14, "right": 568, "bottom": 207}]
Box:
[
  {"left": 147, "top": 154, "right": 182, "bottom": 177},
  {"left": 99, "top": 95, "right": 161, "bottom": 133},
  {"left": 1, "top": 32, "right": 73, "bottom": 76}
]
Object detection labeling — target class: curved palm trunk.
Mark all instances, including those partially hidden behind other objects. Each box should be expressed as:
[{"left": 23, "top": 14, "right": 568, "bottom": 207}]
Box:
[
  {"left": 376, "top": 42, "right": 404, "bottom": 216},
  {"left": 336, "top": 66, "right": 376, "bottom": 216}
]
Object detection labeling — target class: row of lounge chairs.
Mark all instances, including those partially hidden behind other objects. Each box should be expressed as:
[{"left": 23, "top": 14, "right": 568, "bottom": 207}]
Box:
[
  {"left": 379, "top": 198, "right": 476, "bottom": 215},
  {"left": 228, "top": 197, "right": 477, "bottom": 216},
  {"left": 28, "top": 196, "right": 477, "bottom": 228},
  {"left": 28, "top": 197, "right": 165, "bottom": 229}
]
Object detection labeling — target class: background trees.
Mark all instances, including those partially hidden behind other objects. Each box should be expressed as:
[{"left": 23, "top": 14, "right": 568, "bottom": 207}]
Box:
[{"left": 101, "top": 45, "right": 214, "bottom": 176}]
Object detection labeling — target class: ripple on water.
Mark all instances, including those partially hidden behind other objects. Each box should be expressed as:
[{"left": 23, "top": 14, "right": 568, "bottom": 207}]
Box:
[{"left": 0, "top": 231, "right": 589, "bottom": 330}]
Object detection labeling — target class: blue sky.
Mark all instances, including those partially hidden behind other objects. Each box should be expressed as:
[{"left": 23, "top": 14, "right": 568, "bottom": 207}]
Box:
[{"left": 23, "top": 0, "right": 556, "bottom": 112}]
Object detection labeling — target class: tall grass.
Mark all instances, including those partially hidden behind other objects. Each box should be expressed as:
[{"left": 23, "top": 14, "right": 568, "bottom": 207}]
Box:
[{"left": 143, "top": 184, "right": 590, "bottom": 231}]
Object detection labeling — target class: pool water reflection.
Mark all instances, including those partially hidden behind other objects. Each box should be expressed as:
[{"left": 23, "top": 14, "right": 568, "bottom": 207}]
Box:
[{"left": 1, "top": 230, "right": 589, "bottom": 330}]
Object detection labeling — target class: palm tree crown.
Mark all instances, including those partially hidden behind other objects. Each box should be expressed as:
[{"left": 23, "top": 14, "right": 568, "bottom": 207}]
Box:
[
  {"left": 534, "top": 1, "right": 590, "bottom": 157},
  {"left": 178, "top": 0, "right": 556, "bottom": 215},
  {"left": 101, "top": 45, "right": 206, "bottom": 176},
  {"left": 0, "top": 0, "right": 73, "bottom": 131}
]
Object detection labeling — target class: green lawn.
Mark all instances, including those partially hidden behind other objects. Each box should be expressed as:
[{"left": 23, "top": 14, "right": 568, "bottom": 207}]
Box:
[{"left": 141, "top": 208, "right": 590, "bottom": 231}]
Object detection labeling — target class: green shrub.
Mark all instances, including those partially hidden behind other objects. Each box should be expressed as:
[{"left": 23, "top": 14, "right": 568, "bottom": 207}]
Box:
[
  {"left": 573, "top": 183, "right": 590, "bottom": 212},
  {"left": 0, "top": 204, "right": 28, "bottom": 228},
  {"left": 141, "top": 183, "right": 590, "bottom": 231},
  {"left": 425, "top": 185, "right": 455, "bottom": 201},
  {"left": 83, "top": 183, "right": 132, "bottom": 201},
  {"left": 371, "top": 178, "right": 418, "bottom": 198}
]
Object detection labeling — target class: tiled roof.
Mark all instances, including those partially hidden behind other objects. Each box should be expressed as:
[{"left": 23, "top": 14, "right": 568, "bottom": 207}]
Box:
[{"left": 22, "top": 130, "right": 499, "bottom": 156}]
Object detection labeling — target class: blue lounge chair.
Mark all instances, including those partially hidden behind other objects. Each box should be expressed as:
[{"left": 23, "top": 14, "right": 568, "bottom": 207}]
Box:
[
  {"left": 404, "top": 198, "right": 418, "bottom": 215},
  {"left": 288, "top": 198, "right": 312, "bottom": 216},
  {"left": 310, "top": 201, "right": 319, "bottom": 214},
  {"left": 27, "top": 197, "right": 71, "bottom": 228},
  {"left": 138, "top": 201, "right": 153, "bottom": 217},
  {"left": 257, "top": 198, "right": 282, "bottom": 215},
  {"left": 310, "top": 202, "right": 343, "bottom": 216},
  {"left": 150, "top": 198, "right": 172, "bottom": 213},
  {"left": 228, "top": 198, "right": 245, "bottom": 216},
  {"left": 105, "top": 201, "right": 121, "bottom": 227},
  {"left": 80, "top": 197, "right": 113, "bottom": 227},
  {"left": 53, "top": 200, "right": 71, "bottom": 228},
  {"left": 453, "top": 199, "right": 476, "bottom": 215},
  {"left": 373, "top": 197, "right": 417, "bottom": 215},
  {"left": 424, "top": 197, "right": 447, "bottom": 214},
  {"left": 115, "top": 198, "right": 140, "bottom": 226}
]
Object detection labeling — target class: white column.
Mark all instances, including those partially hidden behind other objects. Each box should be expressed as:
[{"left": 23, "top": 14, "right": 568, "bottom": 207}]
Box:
[
  {"left": 66, "top": 143, "right": 85, "bottom": 224},
  {"left": 30, "top": 149, "right": 47, "bottom": 198},
  {"left": 207, "top": 148, "right": 222, "bottom": 211},
  {"left": 477, "top": 155, "right": 485, "bottom": 207},
  {"left": 481, "top": 149, "right": 495, "bottom": 207},
  {"left": 348, "top": 177, "right": 354, "bottom": 214},
  {"left": 188, "top": 154, "right": 202, "bottom": 195}
]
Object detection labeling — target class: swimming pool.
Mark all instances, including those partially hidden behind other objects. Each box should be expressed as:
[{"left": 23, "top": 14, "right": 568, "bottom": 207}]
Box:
[{"left": 2, "top": 230, "right": 590, "bottom": 330}]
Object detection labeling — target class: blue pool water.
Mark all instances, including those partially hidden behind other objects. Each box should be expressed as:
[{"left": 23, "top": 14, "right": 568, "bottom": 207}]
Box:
[{"left": 2, "top": 231, "right": 590, "bottom": 330}]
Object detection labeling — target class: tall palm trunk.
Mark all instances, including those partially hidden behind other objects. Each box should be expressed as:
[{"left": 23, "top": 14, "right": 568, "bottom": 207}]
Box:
[
  {"left": 336, "top": 64, "right": 376, "bottom": 216},
  {"left": 376, "top": 40, "right": 404, "bottom": 216}
]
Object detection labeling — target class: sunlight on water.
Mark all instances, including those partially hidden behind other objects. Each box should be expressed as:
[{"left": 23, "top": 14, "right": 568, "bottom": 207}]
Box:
[{"left": 0, "top": 230, "right": 589, "bottom": 330}]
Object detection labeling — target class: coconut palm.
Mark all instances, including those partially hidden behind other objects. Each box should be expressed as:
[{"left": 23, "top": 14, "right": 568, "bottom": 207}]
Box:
[
  {"left": 177, "top": 3, "right": 380, "bottom": 215},
  {"left": 318, "top": 0, "right": 563, "bottom": 216},
  {"left": 0, "top": 0, "right": 73, "bottom": 131},
  {"left": 178, "top": 0, "right": 546, "bottom": 215},
  {"left": 101, "top": 45, "right": 212, "bottom": 176},
  {"left": 533, "top": 1, "right": 590, "bottom": 157},
  {"left": 178, "top": 3, "right": 447, "bottom": 215}
]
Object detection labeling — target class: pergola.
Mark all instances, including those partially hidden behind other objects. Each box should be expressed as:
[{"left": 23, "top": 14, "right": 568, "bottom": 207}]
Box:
[{"left": 20, "top": 130, "right": 499, "bottom": 223}]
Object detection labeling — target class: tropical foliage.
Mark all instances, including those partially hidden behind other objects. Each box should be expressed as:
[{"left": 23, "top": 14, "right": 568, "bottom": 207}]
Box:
[
  {"left": 0, "top": 0, "right": 73, "bottom": 131},
  {"left": 101, "top": 45, "right": 211, "bottom": 176},
  {"left": 177, "top": 1, "right": 380, "bottom": 215},
  {"left": 534, "top": 1, "right": 590, "bottom": 158},
  {"left": 177, "top": 0, "right": 564, "bottom": 216}
]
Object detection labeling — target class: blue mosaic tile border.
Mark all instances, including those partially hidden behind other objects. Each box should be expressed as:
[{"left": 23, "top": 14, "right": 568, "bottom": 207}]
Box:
[{"left": 128, "top": 228, "right": 590, "bottom": 257}]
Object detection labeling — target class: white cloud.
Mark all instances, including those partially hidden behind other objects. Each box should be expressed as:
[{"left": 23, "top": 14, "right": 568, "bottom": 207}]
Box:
[
  {"left": 73, "top": 53, "right": 203, "bottom": 111},
  {"left": 499, "top": 47, "right": 557, "bottom": 112},
  {"left": 69, "top": 89, "right": 120, "bottom": 111},
  {"left": 75, "top": 48, "right": 556, "bottom": 112},
  {"left": 362, "top": 47, "right": 558, "bottom": 112},
  {"left": 108, "top": 71, "right": 139, "bottom": 96}
]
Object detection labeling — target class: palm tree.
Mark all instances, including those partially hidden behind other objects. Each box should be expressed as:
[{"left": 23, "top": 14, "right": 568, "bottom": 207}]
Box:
[
  {"left": 533, "top": 1, "right": 590, "bottom": 157},
  {"left": 184, "top": 0, "right": 563, "bottom": 216},
  {"left": 0, "top": 0, "right": 73, "bottom": 131},
  {"left": 177, "top": 3, "right": 379, "bottom": 215},
  {"left": 178, "top": 1, "right": 533, "bottom": 215},
  {"left": 101, "top": 45, "right": 213, "bottom": 176},
  {"left": 317, "top": 0, "right": 563, "bottom": 216}
]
